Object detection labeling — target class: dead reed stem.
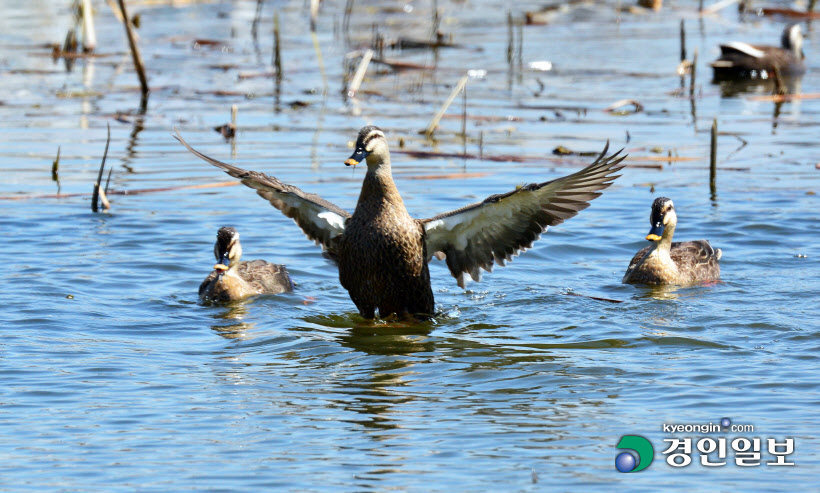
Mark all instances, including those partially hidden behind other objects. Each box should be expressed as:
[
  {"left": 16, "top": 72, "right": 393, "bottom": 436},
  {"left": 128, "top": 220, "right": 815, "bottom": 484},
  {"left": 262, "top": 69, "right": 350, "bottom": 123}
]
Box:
[
  {"left": 273, "top": 11, "right": 282, "bottom": 80},
  {"left": 710, "top": 118, "right": 717, "bottom": 196},
  {"left": 117, "top": 0, "right": 148, "bottom": 97},
  {"left": 425, "top": 74, "right": 469, "bottom": 137},
  {"left": 690, "top": 48, "right": 698, "bottom": 98},
  {"left": 92, "top": 124, "right": 111, "bottom": 213},
  {"left": 80, "top": 0, "right": 96, "bottom": 52},
  {"left": 347, "top": 49, "right": 373, "bottom": 98}
]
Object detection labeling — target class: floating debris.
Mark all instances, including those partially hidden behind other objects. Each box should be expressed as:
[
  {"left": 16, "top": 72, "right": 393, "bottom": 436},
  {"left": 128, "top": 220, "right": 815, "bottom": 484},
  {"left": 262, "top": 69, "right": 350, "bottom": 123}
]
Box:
[
  {"left": 403, "top": 172, "right": 490, "bottom": 180},
  {"left": 192, "top": 39, "right": 231, "bottom": 50},
  {"left": 389, "top": 35, "right": 459, "bottom": 50},
  {"left": 604, "top": 99, "right": 644, "bottom": 115},
  {"left": 528, "top": 61, "right": 553, "bottom": 72},
  {"left": 637, "top": 0, "right": 663, "bottom": 11},
  {"left": 524, "top": 2, "right": 575, "bottom": 25},
  {"left": 566, "top": 291, "right": 624, "bottom": 303},
  {"left": 758, "top": 7, "right": 820, "bottom": 19},
  {"left": 552, "top": 146, "right": 600, "bottom": 157},
  {"left": 214, "top": 104, "right": 238, "bottom": 139},
  {"left": 214, "top": 123, "right": 236, "bottom": 139},
  {"left": 56, "top": 89, "right": 103, "bottom": 98},
  {"left": 371, "top": 56, "right": 434, "bottom": 71}
]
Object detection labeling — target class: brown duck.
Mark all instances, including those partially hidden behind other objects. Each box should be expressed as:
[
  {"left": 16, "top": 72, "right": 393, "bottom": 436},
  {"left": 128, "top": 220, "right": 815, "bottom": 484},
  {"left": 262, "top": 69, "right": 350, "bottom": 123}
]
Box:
[
  {"left": 199, "top": 226, "right": 293, "bottom": 303},
  {"left": 623, "top": 197, "right": 721, "bottom": 285},
  {"left": 711, "top": 24, "right": 806, "bottom": 80},
  {"left": 178, "top": 126, "right": 625, "bottom": 318}
]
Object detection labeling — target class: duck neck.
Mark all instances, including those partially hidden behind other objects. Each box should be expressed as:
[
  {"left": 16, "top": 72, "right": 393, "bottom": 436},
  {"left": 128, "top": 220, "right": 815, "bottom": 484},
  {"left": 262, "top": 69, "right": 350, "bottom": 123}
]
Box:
[
  {"left": 358, "top": 154, "right": 406, "bottom": 210},
  {"left": 650, "top": 223, "right": 676, "bottom": 259},
  {"left": 226, "top": 248, "right": 242, "bottom": 275}
]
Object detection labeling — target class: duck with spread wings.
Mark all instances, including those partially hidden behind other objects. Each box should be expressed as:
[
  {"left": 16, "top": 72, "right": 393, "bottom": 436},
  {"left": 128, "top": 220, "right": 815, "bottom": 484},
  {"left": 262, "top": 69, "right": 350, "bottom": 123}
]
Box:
[{"left": 176, "top": 126, "right": 625, "bottom": 319}]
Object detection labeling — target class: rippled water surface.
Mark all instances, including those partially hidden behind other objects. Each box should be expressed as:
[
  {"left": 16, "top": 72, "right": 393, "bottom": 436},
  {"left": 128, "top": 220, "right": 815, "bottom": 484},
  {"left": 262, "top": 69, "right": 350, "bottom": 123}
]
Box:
[{"left": 1, "top": 0, "right": 818, "bottom": 490}]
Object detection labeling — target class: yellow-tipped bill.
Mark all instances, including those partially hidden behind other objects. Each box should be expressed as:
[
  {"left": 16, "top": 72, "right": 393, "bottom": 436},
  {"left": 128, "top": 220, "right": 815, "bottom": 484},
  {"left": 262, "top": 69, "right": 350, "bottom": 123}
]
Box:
[
  {"left": 214, "top": 263, "right": 229, "bottom": 271},
  {"left": 646, "top": 222, "right": 664, "bottom": 242},
  {"left": 345, "top": 147, "right": 368, "bottom": 167}
]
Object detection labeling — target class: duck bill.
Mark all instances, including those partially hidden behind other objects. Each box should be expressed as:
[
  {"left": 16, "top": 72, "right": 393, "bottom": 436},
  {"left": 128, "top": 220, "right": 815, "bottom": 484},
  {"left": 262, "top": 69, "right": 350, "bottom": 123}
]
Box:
[
  {"left": 645, "top": 223, "right": 664, "bottom": 242},
  {"left": 214, "top": 253, "right": 230, "bottom": 272},
  {"left": 345, "top": 148, "right": 368, "bottom": 167}
]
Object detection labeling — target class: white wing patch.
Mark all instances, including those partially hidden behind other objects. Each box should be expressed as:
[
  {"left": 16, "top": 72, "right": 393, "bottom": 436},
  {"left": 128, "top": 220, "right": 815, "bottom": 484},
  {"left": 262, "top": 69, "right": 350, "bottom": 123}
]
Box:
[
  {"left": 722, "top": 42, "right": 766, "bottom": 59},
  {"left": 318, "top": 211, "right": 347, "bottom": 231}
]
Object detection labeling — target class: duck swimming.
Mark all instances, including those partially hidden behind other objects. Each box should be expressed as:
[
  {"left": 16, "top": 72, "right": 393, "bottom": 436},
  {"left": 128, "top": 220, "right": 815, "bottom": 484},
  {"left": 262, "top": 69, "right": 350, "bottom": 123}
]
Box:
[
  {"left": 199, "top": 226, "right": 293, "bottom": 303},
  {"left": 711, "top": 24, "right": 805, "bottom": 80},
  {"left": 623, "top": 197, "right": 721, "bottom": 285},
  {"left": 178, "top": 126, "right": 624, "bottom": 319}
]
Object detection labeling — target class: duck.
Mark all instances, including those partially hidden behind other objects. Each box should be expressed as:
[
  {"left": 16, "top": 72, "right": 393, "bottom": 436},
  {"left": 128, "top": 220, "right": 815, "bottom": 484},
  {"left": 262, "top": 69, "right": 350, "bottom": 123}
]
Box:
[
  {"left": 711, "top": 24, "right": 806, "bottom": 80},
  {"left": 622, "top": 197, "right": 721, "bottom": 285},
  {"left": 199, "top": 226, "right": 294, "bottom": 303},
  {"left": 177, "top": 126, "right": 625, "bottom": 319}
]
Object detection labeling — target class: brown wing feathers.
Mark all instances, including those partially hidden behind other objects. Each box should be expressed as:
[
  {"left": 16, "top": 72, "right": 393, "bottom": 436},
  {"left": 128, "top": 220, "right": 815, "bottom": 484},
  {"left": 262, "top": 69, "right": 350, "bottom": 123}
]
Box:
[
  {"left": 174, "top": 131, "right": 350, "bottom": 251},
  {"left": 423, "top": 143, "right": 625, "bottom": 287}
]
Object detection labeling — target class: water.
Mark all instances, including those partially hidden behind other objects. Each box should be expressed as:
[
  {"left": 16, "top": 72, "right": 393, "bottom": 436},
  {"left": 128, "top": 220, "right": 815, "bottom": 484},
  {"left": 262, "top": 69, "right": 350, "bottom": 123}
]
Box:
[{"left": 1, "top": 0, "right": 818, "bottom": 490}]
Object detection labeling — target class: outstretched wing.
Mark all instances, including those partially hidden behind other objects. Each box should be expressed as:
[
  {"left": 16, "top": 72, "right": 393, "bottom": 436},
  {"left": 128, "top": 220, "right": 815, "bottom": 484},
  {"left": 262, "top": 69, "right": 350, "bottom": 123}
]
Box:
[
  {"left": 422, "top": 142, "right": 625, "bottom": 288},
  {"left": 175, "top": 131, "right": 351, "bottom": 252}
]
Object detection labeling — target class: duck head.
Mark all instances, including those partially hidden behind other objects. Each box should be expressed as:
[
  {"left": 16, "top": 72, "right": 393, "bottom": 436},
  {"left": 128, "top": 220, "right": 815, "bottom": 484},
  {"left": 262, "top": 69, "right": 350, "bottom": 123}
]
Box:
[
  {"left": 782, "top": 24, "right": 804, "bottom": 59},
  {"left": 646, "top": 197, "right": 677, "bottom": 242},
  {"left": 344, "top": 125, "right": 388, "bottom": 168},
  {"left": 213, "top": 226, "right": 242, "bottom": 275}
]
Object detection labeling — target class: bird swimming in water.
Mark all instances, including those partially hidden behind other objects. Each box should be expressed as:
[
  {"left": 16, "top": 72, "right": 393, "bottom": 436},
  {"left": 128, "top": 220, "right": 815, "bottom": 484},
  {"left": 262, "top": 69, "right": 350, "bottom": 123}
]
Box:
[
  {"left": 199, "top": 226, "right": 293, "bottom": 303},
  {"left": 178, "top": 126, "right": 625, "bottom": 319},
  {"left": 623, "top": 197, "right": 721, "bottom": 285},
  {"left": 711, "top": 24, "right": 806, "bottom": 81}
]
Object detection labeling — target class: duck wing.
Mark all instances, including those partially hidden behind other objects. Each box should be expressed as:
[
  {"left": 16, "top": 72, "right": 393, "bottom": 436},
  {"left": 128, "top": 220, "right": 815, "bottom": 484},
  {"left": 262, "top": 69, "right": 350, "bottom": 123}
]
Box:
[
  {"left": 717, "top": 42, "right": 767, "bottom": 60},
  {"left": 175, "top": 131, "right": 350, "bottom": 252},
  {"left": 670, "top": 240, "right": 722, "bottom": 280},
  {"left": 623, "top": 244, "right": 652, "bottom": 282},
  {"left": 238, "top": 260, "right": 294, "bottom": 294},
  {"left": 421, "top": 142, "right": 625, "bottom": 288}
]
